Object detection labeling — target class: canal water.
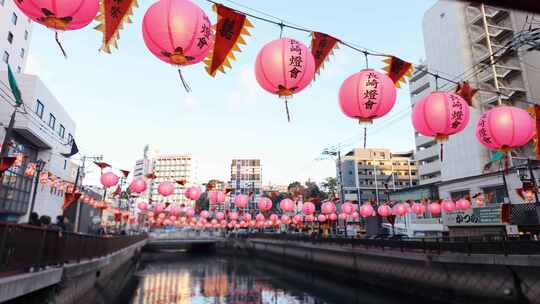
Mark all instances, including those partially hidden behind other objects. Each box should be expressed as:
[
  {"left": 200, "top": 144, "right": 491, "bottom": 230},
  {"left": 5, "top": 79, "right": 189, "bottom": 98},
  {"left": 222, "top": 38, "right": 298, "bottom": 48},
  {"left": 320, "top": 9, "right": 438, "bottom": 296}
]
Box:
[{"left": 121, "top": 252, "right": 430, "bottom": 304}]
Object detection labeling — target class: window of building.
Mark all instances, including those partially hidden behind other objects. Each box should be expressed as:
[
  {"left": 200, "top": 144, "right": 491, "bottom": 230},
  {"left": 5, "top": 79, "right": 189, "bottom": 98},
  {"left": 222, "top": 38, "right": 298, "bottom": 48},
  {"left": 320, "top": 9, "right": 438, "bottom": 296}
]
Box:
[
  {"left": 450, "top": 190, "right": 470, "bottom": 200},
  {"left": 35, "top": 100, "right": 44, "bottom": 118},
  {"left": 58, "top": 124, "right": 65, "bottom": 138},
  {"left": 2, "top": 51, "right": 8, "bottom": 64},
  {"left": 11, "top": 13, "right": 18, "bottom": 25},
  {"left": 67, "top": 133, "right": 73, "bottom": 144},
  {"left": 7, "top": 32, "right": 13, "bottom": 44},
  {"left": 483, "top": 186, "right": 508, "bottom": 204},
  {"left": 48, "top": 113, "right": 56, "bottom": 130},
  {"left": 20, "top": 48, "right": 24, "bottom": 58},
  {"left": 24, "top": 30, "right": 28, "bottom": 40},
  {"left": 64, "top": 160, "right": 67, "bottom": 170}
]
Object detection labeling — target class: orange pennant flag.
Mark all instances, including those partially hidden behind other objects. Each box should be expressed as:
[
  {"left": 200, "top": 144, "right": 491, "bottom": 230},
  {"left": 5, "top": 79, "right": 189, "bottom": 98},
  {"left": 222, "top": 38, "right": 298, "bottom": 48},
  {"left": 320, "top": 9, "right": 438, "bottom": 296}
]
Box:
[
  {"left": 382, "top": 56, "right": 414, "bottom": 88},
  {"left": 95, "top": 0, "right": 138, "bottom": 53},
  {"left": 310, "top": 32, "right": 339, "bottom": 76},
  {"left": 62, "top": 192, "right": 82, "bottom": 210},
  {"left": 455, "top": 81, "right": 478, "bottom": 107},
  {"left": 205, "top": 4, "right": 253, "bottom": 76}
]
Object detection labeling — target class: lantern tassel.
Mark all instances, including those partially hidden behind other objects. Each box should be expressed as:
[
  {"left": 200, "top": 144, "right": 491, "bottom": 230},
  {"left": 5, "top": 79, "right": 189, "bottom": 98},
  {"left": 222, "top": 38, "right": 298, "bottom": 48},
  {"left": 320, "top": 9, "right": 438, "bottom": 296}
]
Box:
[
  {"left": 177, "top": 69, "right": 192, "bottom": 93},
  {"left": 440, "top": 143, "right": 444, "bottom": 162},
  {"left": 284, "top": 98, "right": 291, "bottom": 122},
  {"left": 55, "top": 32, "right": 68, "bottom": 59}
]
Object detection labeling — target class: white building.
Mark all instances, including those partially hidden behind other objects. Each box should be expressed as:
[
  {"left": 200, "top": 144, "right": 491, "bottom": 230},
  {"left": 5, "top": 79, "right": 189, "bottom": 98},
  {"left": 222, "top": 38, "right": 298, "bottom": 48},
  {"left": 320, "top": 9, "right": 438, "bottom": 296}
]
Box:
[
  {"left": 1, "top": 0, "right": 32, "bottom": 73},
  {"left": 229, "top": 159, "right": 262, "bottom": 211},
  {"left": 410, "top": 1, "right": 540, "bottom": 201},
  {"left": 149, "top": 154, "right": 192, "bottom": 207},
  {"left": 0, "top": 73, "right": 77, "bottom": 221}
]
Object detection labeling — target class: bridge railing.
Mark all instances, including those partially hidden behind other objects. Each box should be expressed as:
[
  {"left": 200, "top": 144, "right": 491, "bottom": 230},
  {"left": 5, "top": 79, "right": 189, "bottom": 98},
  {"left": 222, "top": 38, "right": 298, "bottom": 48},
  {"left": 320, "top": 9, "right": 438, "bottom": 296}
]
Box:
[
  {"left": 0, "top": 222, "right": 147, "bottom": 274},
  {"left": 240, "top": 233, "right": 540, "bottom": 255}
]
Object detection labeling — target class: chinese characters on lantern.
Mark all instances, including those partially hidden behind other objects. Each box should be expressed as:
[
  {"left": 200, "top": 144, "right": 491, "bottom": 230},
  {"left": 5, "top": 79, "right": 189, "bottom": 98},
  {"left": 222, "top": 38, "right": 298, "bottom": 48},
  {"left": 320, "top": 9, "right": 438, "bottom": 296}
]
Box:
[
  {"left": 477, "top": 114, "right": 491, "bottom": 144},
  {"left": 289, "top": 40, "right": 303, "bottom": 79},
  {"left": 198, "top": 16, "right": 212, "bottom": 49},
  {"left": 364, "top": 72, "right": 380, "bottom": 110},
  {"left": 450, "top": 94, "right": 465, "bottom": 129}
]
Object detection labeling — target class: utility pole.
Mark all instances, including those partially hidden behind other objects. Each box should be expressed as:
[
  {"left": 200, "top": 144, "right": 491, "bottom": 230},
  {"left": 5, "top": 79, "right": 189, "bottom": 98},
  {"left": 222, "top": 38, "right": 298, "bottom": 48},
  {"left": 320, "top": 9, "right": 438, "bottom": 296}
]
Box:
[
  {"left": 70, "top": 155, "right": 102, "bottom": 232},
  {"left": 28, "top": 159, "right": 46, "bottom": 218}
]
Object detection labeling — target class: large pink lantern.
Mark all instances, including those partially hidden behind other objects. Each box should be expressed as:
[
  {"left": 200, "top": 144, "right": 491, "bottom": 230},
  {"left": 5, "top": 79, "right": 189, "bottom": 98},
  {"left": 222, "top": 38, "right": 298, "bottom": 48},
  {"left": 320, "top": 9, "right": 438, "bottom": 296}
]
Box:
[
  {"left": 305, "top": 215, "right": 315, "bottom": 222},
  {"left": 328, "top": 213, "right": 338, "bottom": 221},
  {"left": 393, "top": 203, "right": 408, "bottom": 216},
  {"left": 456, "top": 198, "right": 471, "bottom": 211},
  {"left": 293, "top": 215, "right": 303, "bottom": 223},
  {"left": 281, "top": 215, "right": 290, "bottom": 223},
  {"left": 411, "top": 203, "right": 425, "bottom": 215},
  {"left": 254, "top": 38, "right": 316, "bottom": 121},
  {"left": 269, "top": 214, "right": 279, "bottom": 222},
  {"left": 129, "top": 178, "right": 147, "bottom": 193},
  {"left": 142, "top": 0, "right": 213, "bottom": 67},
  {"left": 441, "top": 200, "right": 456, "bottom": 213},
  {"left": 137, "top": 202, "right": 148, "bottom": 210},
  {"left": 229, "top": 211, "right": 239, "bottom": 221},
  {"left": 279, "top": 198, "right": 295, "bottom": 212},
  {"left": 339, "top": 69, "right": 397, "bottom": 123},
  {"left": 360, "top": 204, "right": 374, "bottom": 218},
  {"left": 185, "top": 187, "right": 202, "bottom": 201},
  {"left": 234, "top": 195, "right": 249, "bottom": 209},
  {"left": 351, "top": 211, "right": 360, "bottom": 220},
  {"left": 428, "top": 202, "right": 442, "bottom": 216},
  {"left": 154, "top": 203, "right": 164, "bottom": 213},
  {"left": 340, "top": 202, "right": 354, "bottom": 215},
  {"left": 257, "top": 197, "right": 273, "bottom": 211},
  {"left": 15, "top": 0, "right": 99, "bottom": 31},
  {"left": 256, "top": 213, "right": 265, "bottom": 222},
  {"left": 170, "top": 207, "right": 180, "bottom": 216},
  {"left": 476, "top": 106, "right": 534, "bottom": 152},
  {"left": 209, "top": 191, "right": 226, "bottom": 204},
  {"left": 301, "top": 202, "right": 315, "bottom": 215},
  {"left": 321, "top": 202, "right": 336, "bottom": 215},
  {"left": 412, "top": 92, "right": 470, "bottom": 142},
  {"left": 243, "top": 213, "right": 252, "bottom": 221},
  {"left": 215, "top": 212, "right": 225, "bottom": 220},
  {"left": 158, "top": 182, "right": 175, "bottom": 197},
  {"left": 100, "top": 172, "right": 119, "bottom": 188},
  {"left": 185, "top": 207, "right": 195, "bottom": 217},
  {"left": 200, "top": 210, "right": 210, "bottom": 219},
  {"left": 377, "top": 204, "right": 392, "bottom": 217},
  {"left": 317, "top": 214, "right": 327, "bottom": 222},
  {"left": 338, "top": 213, "right": 348, "bottom": 220}
]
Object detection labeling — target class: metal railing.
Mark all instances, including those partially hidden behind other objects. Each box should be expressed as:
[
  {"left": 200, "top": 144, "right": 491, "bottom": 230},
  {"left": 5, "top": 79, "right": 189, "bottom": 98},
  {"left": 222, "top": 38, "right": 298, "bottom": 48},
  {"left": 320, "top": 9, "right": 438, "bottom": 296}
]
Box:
[
  {"left": 148, "top": 230, "right": 224, "bottom": 240},
  {"left": 239, "top": 233, "right": 540, "bottom": 256},
  {"left": 0, "top": 222, "right": 147, "bottom": 274}
]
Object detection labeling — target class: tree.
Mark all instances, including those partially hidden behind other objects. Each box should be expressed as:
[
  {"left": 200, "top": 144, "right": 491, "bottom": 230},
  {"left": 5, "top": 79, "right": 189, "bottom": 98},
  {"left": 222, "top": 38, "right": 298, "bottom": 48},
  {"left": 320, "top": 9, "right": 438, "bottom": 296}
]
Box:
[
  {"left": 321, "top": 177, "right": 337, "bottom": 197},
  {"left": 288, "top": 181, "right": 305, "bottom": 198}
]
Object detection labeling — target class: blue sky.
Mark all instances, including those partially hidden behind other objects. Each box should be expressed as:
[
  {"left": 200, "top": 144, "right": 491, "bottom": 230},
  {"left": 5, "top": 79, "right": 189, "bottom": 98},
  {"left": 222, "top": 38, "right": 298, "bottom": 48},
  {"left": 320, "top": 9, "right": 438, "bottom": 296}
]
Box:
[{"left": 25, "top": 0, "right": 436, "bottom": 185}]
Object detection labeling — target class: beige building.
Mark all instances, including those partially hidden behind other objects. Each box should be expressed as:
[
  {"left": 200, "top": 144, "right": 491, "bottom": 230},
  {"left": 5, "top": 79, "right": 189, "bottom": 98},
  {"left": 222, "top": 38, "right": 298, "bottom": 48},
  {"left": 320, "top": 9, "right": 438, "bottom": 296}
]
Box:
[
  {"left": 149, "top": 154, "right": 193, "bottom": 206},
  {"left": 338, "top": 148, "right": 418, "bottom": 203}
]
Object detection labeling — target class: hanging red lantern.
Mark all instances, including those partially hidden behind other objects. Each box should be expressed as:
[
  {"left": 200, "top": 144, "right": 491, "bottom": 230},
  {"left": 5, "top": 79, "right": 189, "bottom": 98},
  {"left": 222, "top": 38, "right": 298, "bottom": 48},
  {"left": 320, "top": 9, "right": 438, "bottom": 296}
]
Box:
[
  {"left": 476, "top": 106, "right": 534, "bottom": 152},
  {"left": 339, "top": 69, "right": 397, "bottom": 123},
  {"left": 100, "top": 172, "right": 119, "bottom": 188},
  {"left": 377, "top": 204, "right": 392, "bottom": 217},
  {"left": 142, "top": 0, "right": 213, "bottom": 90},
  {"left": 255, "top": 38, "right": 315, "bottom": 121}
]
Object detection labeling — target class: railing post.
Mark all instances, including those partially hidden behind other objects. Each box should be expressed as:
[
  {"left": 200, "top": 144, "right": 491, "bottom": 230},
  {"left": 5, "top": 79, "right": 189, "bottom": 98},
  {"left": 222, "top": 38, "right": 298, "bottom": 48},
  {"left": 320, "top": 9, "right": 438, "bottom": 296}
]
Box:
[
  {"left": 36, "top": 229, "right": 47, "bottom": 270},
  {"left": 0, "top": 223, "right": 10, "bottom": 271}
]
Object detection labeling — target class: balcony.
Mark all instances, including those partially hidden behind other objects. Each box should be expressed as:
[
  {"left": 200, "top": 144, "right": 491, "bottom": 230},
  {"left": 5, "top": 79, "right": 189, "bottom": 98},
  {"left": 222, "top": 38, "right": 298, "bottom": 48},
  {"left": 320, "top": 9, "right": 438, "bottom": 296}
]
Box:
[
  {"left": 416, "top": 144, "right": 439, "bottom": 162},
  {"left": 418, "top": 160, "right": 441, "bottom": 177},
  {"left": 10, "top": 111, "right": 55, "bottom": 149}
]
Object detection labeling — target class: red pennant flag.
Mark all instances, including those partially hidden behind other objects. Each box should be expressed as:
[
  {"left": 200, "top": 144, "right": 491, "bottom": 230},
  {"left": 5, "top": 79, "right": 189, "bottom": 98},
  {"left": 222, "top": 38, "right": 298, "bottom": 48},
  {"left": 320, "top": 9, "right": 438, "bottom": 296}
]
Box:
[
  {"left": 165, "top": 202, "right": 171, "bottom": 209},
  {"left": 206, "top": 183, "right": 215, "bottom": 191},
  {"left": 95, "top": 0, "right": 138, "bottom": 53},
  {"left": 225, "top": 188, "right": 233, "bottom": 194},
  {"left": 528, "top": 105, "right": 540, "bottom": 160},
  {"left": 310, "top": 32, "right": 339, "bottom": 76},
  {"left": 248, "top": 191, "right": 254, "bottom": 198},
  {"left": 94, "top": 161, "right": 111, "bottom": 170},
  {"left": 455, "top": 81, "right": 478, "bottom": 107},
  {"left": 120, "top": 170, "right": 130, "bottom": 178},
  {"left": 145, "top": 172, "right": 157, "bottom": 179},
  {"left": 382, "top": 56, "right": 414, "bottom": 88},
  {"left": 176, "top": 179, "right": 186, "bottom": 186},
  {"left": 0, "top": 157, "right": 16, "bottom": 173},
  {"left": 112, "top": 186, "right": 121, "bottom": 197},
  {"left": 62, "top": 192, "right": 82, "bottom": 210},
  {"left": 205, "top": 4, "right": 253, "bottom": 76}
]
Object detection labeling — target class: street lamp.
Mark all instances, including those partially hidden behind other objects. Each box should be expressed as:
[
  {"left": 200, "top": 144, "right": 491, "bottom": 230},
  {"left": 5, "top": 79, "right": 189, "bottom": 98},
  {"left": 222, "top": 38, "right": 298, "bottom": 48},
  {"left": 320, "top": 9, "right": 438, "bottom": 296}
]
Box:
[{"left": 28, "top": 159, "right": 46, "bottom": 217}]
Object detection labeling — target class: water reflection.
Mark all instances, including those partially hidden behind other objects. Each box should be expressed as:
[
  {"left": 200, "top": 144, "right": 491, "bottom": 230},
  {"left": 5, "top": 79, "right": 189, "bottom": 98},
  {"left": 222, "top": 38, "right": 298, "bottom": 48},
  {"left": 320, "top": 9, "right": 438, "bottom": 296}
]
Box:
[{"left": 128, "top": 254, "right": 421, "bottom": 304}]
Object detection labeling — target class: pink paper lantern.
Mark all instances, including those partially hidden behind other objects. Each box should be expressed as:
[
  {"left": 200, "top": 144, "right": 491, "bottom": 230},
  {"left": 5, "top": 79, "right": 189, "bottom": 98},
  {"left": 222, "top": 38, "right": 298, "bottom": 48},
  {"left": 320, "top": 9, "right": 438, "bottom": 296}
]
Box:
[
  {"left": 360, "top": 204, "right": 374, "bottom": 218},
  {"left": 456, "top": 199, "right": 471, "bottom": 211},
  {"left": 317, "top": 214, "right": 327, "bottom": 222},
  {"left": 393, "top": 203, "right": 408, "bottom": 216},
  {"left": 339, "top": 69, "right": 397, "bottom": 123},
  {"left": 129, "top": 178, "right": 147, "bottom": 193},
  {"left": 257, "top": 197, "right": 273, "bottom": 211},
  {"left": 158, "top": 213, "right": 166, "bottom": 219},
  {"left": 305, "top": 215, "right": 315, "bottom": 222},
  {"left": 256, "top": 213, "right": 265, "bottom": 222},
  {"left": 200, "top": 210, "right": 210, "bottom": 219},
  {"left": 220, "top": 219, "right": 227, "bottom": 226},
  {"left": 351, "top": 211, "right": 360, "bottom": 219},
  {"left": 142, "top": 0, "right": 213, "bottom": 66},
  {"left": 185, "top": 208, "right": 195, "bottom": 217},
  {"left": 209, "top": 191, "right": 226, "bottom": 204},
  {"left": 377, "top": 204, "right": 392, "bottom": 217},
  {"left": 100, "top": 172, "right": 119, "bottom": 188},
  {"left": 281, "top": 215, "right": 290, "bottom": 222},
  {"left": 293, "top": 215, "right": 303, "bottom": 223},
  {"left": 411, "top": 203, "right": 425, "bottom": 215},
  {"left": 163, "top": 219, "right": 172, "bottom": 226},
  {"left": 157, "top": 182, "right": 175, "bottom": 197},
  {"left": 412, "top": 92, "right": 470, "bottom": 141},
  {"left": 476, "top": 106, "right": 535, "bottom": 151},
  {"left": 340, "top": 202, "right": 354, "bottom": 215},
  {"left": 15, "top": 0, "right": 99, "bottom": 31},
  {"left": 301, "top": 202, "right": 315, "bottom": 215},
  {"left": 169, "top": 215, "right": 177, "bottom": 221},
  {"left": 441, "top": 200, "right": 456, "bottom": 213},
  {"left": 229, "top": 211, "right": 239, "bottom": 221},
  {"left": 137, "top": 202, "right": 148, "bottom": 210},
  {"left": 234, "top": 195, "right": 249, "bottom": 209},
  {"left": 328, "top": 213, "right": 337, "bottom": 221},
  {"left": 243, "top": 213, "right": 252, "bottom": 221},
  {"left": 154, "top": 203, "right": 164, "bottom": 213},
  {"left": 428, "top": 202, "right": 442, "bottom": 216},
  {"left": 321, "top": 201, "right": 336, "bottom": 215},
  {"left": 279, "top": 198, "right": 295, "bottom": 212},
  {"left": 215, "top": 212, "right": 225, "bottom": 220},
  {"left": 269, "top": 214, "right": 279, "bottom": 222},
  {"left": 170, "top": 207, "right": 180, "bottom": 216},
  {"left": 185, "top": 187, "right": 202, "bottom": 201}
]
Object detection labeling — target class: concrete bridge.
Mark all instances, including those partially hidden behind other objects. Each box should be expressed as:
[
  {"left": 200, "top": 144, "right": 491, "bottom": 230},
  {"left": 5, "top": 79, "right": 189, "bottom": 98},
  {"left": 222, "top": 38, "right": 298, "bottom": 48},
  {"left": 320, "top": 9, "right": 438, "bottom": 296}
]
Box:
[{"left": 144, "top": 230, "right": 225, "bottom": 252}]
